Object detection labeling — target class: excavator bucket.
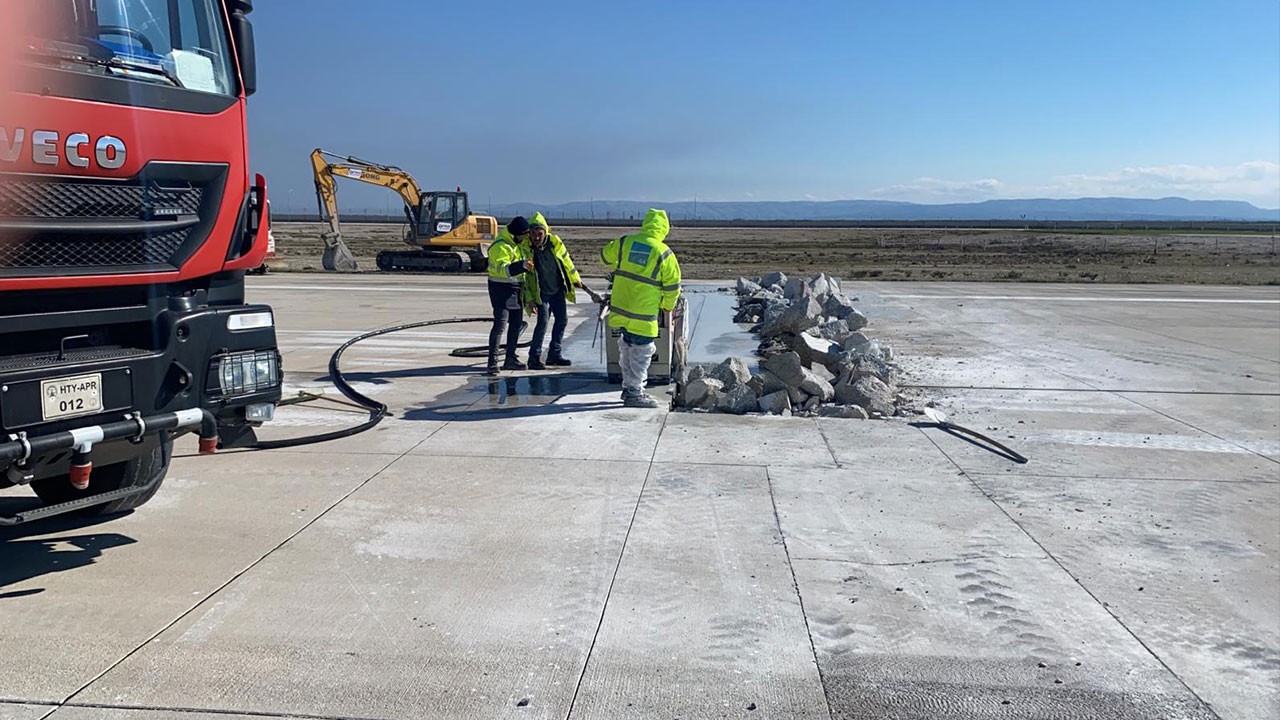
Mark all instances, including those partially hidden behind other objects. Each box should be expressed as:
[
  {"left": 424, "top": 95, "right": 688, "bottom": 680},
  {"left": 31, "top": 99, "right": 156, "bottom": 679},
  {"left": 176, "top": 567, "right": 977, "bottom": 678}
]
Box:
[{"left": 322, "top": 239, "right": 359, "bottom": 272}]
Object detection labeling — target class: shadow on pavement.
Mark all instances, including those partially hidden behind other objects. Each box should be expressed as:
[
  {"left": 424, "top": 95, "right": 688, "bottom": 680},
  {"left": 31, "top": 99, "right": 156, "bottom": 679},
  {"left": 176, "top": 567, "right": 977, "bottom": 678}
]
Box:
[
  {"left": 0, "top": 505, "right": 136, "bottom": 598},
  {"left": 401, "top": 372, "right": 643, "bottom": 422}
]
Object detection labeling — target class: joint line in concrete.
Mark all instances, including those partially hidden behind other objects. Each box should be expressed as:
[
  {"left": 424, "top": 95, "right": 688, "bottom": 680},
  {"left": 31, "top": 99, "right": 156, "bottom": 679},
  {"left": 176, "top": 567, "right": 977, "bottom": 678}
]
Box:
[
  {"left": 915, "top": 425, "right": 1226, "bottom": 719},
  {"left": 563, "top": 412, "right": 670, "bottom": 720},
  {"left": 765, "top": 467, "right": 837, "bottom": 719}
]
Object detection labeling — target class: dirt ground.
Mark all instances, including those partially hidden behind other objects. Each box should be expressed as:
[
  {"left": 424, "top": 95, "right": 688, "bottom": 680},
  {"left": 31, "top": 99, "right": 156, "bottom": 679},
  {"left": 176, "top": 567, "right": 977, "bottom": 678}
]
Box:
[{"left": 269, "top": 222, "right": 1280, "bottom": 284}]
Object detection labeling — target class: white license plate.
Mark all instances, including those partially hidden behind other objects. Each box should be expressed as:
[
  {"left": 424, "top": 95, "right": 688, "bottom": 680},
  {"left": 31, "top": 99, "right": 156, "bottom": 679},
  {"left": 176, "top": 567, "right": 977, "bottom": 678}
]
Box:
[{"left": 41, "top": 373, "right": 104, "bottom": 421}]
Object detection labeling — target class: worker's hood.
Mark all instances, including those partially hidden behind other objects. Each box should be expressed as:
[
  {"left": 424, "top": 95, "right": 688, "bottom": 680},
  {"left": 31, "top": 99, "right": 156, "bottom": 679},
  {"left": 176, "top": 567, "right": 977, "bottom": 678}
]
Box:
[
  {"left": 529, "top": 211, "right": 551, "bottom": 247},
  {"left": 495, "top": 227, "right": 521, "bottom": 244},
  {"left": 640, "top": 208, "right": 670, "bottom": 241}
]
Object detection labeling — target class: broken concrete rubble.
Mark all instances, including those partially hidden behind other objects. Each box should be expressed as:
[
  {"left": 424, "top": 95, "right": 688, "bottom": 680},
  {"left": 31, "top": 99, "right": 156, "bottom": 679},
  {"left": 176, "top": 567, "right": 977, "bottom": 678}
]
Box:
[
  {"left": 716, "top": 384, "right": 758, "bottom": 415},
  {"left": 676, "top": 271, "right": 905, "bottom": 419},
  {"left": 708, "top": 357, "right": 751, "bottom": 389},
  {"left": 756, "top": 390, "right": 792, "bottom": 416}
]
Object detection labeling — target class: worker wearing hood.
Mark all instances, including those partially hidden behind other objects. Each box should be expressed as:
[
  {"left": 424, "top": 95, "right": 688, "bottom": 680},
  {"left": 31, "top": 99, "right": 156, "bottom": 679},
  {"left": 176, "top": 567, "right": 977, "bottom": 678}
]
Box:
[
  {"left": 599, "top": 208, "right": 681, "bottom": 408},
  {"left": 525, "top": 212, "right": 584, "bottom": 369}
]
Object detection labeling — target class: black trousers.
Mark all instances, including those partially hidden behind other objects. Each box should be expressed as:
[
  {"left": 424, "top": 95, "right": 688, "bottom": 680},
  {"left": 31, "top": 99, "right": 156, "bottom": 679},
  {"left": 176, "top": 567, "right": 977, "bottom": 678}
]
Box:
[
  {"left": 487, "top": 281, "right": 523, "bottom": 363},
  {"left": 529, "top": 290, "right": 568, "bottom": 360}
]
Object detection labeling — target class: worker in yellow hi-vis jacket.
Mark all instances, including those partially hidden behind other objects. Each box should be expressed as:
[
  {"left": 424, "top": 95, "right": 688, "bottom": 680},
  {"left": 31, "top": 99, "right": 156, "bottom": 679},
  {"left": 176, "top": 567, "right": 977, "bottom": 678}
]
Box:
[{"left": 599, "top": 208, "right": 682, "bottom": 408}]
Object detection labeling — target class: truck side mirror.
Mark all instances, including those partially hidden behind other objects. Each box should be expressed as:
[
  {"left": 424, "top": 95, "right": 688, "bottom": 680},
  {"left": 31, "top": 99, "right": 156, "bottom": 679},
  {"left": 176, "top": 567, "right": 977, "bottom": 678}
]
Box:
[{"left": 229, "top": 0, "right": 257, "bottom": 96}]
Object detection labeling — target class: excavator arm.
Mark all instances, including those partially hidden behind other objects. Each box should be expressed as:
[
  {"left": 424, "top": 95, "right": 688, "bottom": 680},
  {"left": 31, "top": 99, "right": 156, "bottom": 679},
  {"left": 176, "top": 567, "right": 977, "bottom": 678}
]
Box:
[{"left": 310, "top": 148, "right": 426, "bottom": 271}]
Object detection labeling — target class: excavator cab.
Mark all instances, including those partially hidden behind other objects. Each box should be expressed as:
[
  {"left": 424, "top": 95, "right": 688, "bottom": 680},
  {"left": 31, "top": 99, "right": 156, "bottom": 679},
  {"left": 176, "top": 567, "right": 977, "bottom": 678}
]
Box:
[{"left": 417, "top": 191, "right": 470, "bottom": 239}]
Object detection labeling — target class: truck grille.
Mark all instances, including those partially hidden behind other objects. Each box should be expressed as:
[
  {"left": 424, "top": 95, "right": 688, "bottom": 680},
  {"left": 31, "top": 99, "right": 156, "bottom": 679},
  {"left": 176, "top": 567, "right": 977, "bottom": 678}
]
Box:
[
  {"left": 0, "top": 180, "right": 203, "bottom": 219},
  {"left": 0, "top": 163, "right": 227, "bottom": 277}
]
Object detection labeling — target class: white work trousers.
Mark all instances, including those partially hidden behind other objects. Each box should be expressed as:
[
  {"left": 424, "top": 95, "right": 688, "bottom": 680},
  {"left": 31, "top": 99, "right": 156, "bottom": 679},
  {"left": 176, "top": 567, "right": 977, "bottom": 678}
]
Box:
[{"left": 618, "top": 334, "right": 655, "bottom": 395}]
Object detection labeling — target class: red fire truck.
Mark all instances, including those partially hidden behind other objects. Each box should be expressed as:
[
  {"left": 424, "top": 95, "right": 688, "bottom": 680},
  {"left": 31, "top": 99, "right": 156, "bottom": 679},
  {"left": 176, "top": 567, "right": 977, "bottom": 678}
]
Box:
[{"left": 0, "top": 0, "right": 280, "bottom": 524}]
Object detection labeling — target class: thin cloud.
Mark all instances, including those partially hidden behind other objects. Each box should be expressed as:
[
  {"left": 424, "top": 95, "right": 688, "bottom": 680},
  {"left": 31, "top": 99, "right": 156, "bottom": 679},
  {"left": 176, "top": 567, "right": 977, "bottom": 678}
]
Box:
[
  {"left": 869, "top": 162, "right": 1279, "bottom": 206},
  {"left": 1047, "top": 162, "right": 1280, "bottom": 204},
  {"left": 867, "top": 177, "right": 1005, "bottom": 202}
]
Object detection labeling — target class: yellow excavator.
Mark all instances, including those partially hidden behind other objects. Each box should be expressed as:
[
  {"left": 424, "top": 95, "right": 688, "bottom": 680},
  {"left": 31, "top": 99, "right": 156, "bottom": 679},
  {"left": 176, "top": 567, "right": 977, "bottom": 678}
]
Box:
[{"left": 310, "top": 149, "right": 498, "bottom": 272}]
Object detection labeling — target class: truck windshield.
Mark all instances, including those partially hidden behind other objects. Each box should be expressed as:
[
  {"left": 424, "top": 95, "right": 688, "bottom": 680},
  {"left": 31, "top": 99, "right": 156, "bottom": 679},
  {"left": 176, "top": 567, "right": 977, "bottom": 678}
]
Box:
[{"left": 25, "top": 0, "right": 238, "bottom": 96}]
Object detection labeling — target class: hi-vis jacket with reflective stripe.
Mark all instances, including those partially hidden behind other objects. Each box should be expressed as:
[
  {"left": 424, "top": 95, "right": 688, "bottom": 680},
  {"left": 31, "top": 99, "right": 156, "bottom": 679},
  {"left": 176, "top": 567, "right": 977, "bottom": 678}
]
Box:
[
  {"left": 529, "top": 212, "right": 581, "bottom": 304},
  {"left": 487, "top": 228, "right": 538, "bottom": 311},
  {"left": 488, "top": 228, "right": 529, "bottom": 285},
  {"left": 600, "top": 208, "right": 681, "bottom": 338}
]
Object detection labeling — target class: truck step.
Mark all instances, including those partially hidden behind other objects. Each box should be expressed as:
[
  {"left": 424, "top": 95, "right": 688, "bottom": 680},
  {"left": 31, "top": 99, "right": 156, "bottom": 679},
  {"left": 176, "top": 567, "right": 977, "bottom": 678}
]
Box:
[{"left": 0, "top": 474, "right": 161, "bottom": 526}]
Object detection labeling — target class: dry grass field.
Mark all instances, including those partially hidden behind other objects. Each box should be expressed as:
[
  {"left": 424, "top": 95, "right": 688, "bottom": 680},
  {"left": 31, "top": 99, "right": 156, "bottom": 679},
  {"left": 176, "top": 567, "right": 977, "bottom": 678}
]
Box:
[{"left": 269, "top": 222, "right": 1280, "bottom": 284}]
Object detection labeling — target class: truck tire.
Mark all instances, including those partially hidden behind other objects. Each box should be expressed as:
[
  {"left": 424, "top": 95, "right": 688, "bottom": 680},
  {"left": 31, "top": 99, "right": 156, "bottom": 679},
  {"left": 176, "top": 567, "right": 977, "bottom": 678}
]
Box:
[{"left": 30, "top": 438, "right": 172, "bottom": 516}]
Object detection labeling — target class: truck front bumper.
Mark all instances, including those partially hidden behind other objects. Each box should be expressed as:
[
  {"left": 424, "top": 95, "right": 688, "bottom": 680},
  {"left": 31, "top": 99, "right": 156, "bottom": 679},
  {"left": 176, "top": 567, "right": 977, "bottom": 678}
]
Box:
[{"left": 0, "top": 304, "right": 281, "bottom": 483}]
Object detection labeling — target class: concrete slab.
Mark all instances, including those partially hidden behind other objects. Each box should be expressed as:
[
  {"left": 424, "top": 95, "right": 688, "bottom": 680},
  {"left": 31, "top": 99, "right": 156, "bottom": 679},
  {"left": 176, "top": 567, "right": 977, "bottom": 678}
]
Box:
[
  {"left": 1120, "top": 391, "right": 1280, "bottom": 461},
  {"left": 816, "top": 417, "right": 960, "bottom": 474},
  {"left": 412, "top": 401, "right": 666, "bottom": 463},
  {"left": 795, "top": 556, "right": 1217, "bottom": 719},
  {"left": 654, "top": 412, "right": 837, "bottom": 468},
  {"left": 972, "top": 474, "right": 1280, "bottom": 719},
  {"left": 78, "top": 456, "right": 649, "bottom": 720},
  {"left": 928, "top": 389, "right": 1279, "bottom": 481},
  {"left": 48, "top": 710, "right": 277, "bottom": 720},
  {"left": 769, "top": 464, "right": 1044, "bottom": 564},
  {"left": 0, "top": 451, "right": 395, "bottom": 704},
  {"left": 568, "top": 463, "right": 829, "bottom": 720},
  {"left": 0, "top": 704, "right": 53, "bottom": 720}
]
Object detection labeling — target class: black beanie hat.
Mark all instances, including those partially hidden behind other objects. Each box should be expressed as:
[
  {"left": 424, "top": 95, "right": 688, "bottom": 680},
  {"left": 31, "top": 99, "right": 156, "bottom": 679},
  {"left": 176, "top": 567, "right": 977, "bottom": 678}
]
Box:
[{"left": 507, "top": 216, "right": 530, "bottom": 236}]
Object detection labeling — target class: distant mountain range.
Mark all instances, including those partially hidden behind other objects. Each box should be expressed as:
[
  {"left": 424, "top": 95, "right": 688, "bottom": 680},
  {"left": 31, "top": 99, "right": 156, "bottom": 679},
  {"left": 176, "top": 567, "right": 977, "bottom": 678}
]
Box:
[{"left": 486, "top": 197, "right": 1279, "bottom": 222}]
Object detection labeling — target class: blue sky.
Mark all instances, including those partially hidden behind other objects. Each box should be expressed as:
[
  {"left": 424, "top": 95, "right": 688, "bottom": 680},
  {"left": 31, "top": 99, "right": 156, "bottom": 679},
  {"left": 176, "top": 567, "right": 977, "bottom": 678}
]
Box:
[{"left": 248, "top": 1, "right": 1280, "bottom": 212}]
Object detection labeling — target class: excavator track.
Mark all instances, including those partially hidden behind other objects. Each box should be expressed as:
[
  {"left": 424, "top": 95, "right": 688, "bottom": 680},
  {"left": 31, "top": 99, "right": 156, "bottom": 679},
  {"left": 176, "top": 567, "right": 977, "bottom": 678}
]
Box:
[{"left": 376, "top": 250, "right": 471, "bottom": 273}]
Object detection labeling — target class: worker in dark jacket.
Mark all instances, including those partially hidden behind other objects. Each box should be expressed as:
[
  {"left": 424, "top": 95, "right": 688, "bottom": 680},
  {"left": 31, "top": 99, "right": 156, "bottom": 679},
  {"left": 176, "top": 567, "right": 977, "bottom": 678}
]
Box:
[
  {"left": 525, "top": 212, "right": 584, "bottom": 369},
  {"left": 485, "top": 217, "right": 535, "bottom": 376}
]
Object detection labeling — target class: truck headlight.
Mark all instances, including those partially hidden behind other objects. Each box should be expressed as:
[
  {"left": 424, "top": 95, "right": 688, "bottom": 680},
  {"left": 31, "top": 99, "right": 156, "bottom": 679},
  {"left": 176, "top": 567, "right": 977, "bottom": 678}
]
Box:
[{"left": 209, "top": 350, "right": 281, "bottom": 397}]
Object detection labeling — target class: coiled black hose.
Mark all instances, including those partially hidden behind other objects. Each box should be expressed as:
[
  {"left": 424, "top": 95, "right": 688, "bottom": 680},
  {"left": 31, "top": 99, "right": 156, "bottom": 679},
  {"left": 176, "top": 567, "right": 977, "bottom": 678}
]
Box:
[{"left": 249, "top": 316, "right": 491, "bottom": 449}]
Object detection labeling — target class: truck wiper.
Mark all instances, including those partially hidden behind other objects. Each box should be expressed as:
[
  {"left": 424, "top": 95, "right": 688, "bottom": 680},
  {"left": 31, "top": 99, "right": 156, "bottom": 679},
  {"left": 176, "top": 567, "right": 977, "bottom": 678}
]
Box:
[
  {"left": 104, "top": 57, "right": 183, "bottom": 88},
  {"left": 22, "top": 40, "right": 182, "bottom": 88}
]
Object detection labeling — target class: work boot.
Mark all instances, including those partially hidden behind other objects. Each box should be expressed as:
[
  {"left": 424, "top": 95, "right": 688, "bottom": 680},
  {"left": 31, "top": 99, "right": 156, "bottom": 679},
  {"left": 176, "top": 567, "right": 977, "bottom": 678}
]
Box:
[
  {"left": 527, "top": 355, "right": 546, "bottom": 371},
  {"left": 546, "top": 354, "right": 572, "bottom": 367},
  {"left": 503, "top": 357, "right": 527, "bottom": 371},
  {"left": 485, "top": 361, "right": 500, "bottom": 377},
  {"left": 622, "top": 391, "right": 661, "bottom": 409}
]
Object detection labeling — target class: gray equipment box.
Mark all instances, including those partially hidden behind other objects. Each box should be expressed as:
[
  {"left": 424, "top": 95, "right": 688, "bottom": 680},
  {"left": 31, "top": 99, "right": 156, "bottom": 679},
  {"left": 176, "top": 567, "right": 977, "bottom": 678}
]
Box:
[{"left": 605, "top": 296, "right": 687, "bottom": 386}]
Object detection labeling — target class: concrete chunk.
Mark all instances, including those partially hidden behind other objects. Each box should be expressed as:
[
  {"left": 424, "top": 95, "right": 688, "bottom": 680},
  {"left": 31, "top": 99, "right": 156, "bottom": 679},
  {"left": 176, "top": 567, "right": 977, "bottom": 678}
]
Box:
[
  {"left": 787, "top": 385, "right": 810, "bottom": 405},
  {"left": 834, "top": 376, "right": 896, "bottom": 416},
  {"left": 756, "top": 390, "right": 792, "bottom": 415},
  {"left": 811, "top": 318, "right": 853, "bottom": 344},
  {"left": 763, "top": 351, "right": 806, "bottom": 388},
  {"left": 716, "top": 384, "right": 759, "bottom": 415},
  {"left": 799, "top": 369, "right": 835, "bottom": 402},
  {"left": 783, "top": 276, "right": 812, "bottom": 302},
  {"left": 708, "top": 357, "right": 752, "bottom": 389},
  {"left": 736, "top": 277, "right": 762, "bottom": 295},
  {"left": 841, "top": 331, "right": 872, "bottom": 353},
  {"left": 686, "top": 364, "right": 708, "bottom": 382},
  {"left": 794, "top": 333, "right": 842, "bottom": 371},
  {"left": 682, "top": 378, "right": 724, "bottom": 409},
  {"left": 761, "top": 297, "right": 823, "bottom": 337},
  {"left": 817, "top": 404, "right": 870, "bottom": 419},
  {"left": 808, "top": 273, "right": 831, "bottom": 300},
  {"left": 837, "top": 353, "right": 895, "bottom": 385},
  {"left": 759, "top": 270, "right": 787, "bottom": 289}
]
